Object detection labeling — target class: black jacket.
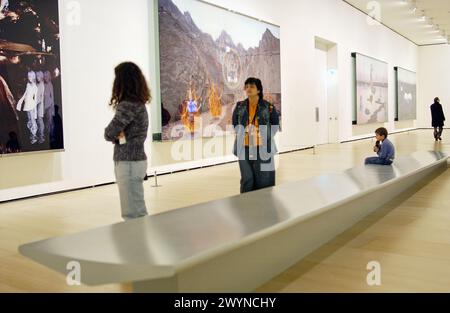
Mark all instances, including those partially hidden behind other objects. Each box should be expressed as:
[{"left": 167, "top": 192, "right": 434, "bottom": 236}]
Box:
[
  {"left": 431, "top": 102, "right": 445, "bottom": 127},
  {"left": 232, "top": 98, "right": 280, "bottom": 159}
]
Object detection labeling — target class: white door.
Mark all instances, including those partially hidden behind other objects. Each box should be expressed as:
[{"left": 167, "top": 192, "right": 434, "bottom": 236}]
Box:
[
  {"left": 327, "top": 68, "right": 339, "bottom": 144},
  {"left": 314, "top": 48, "right": 328, "bottom": 145}
]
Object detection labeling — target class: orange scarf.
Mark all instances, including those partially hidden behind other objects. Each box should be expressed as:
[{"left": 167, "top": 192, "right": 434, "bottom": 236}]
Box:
[{"left": 245, "top": 103, "right": 261, "bottom": 146}]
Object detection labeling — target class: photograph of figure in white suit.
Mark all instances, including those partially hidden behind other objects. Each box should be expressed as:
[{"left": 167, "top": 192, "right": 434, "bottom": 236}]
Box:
[
  {"left": 16, "top": 70, "right": 38, "bottom": 144},
  {"left": 0, "top": 0, "right": 62, "bottom": 154}
]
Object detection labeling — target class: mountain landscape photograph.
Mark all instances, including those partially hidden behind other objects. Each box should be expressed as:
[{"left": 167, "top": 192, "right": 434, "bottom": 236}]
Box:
[{"left": 158, "top": 0, "right": 282, "bottom": 140}]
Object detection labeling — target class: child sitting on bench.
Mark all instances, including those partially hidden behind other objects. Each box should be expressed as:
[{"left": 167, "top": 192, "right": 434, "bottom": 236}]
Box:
[{"left": 365, "top": 127, "right": 395, "bottom": 166}]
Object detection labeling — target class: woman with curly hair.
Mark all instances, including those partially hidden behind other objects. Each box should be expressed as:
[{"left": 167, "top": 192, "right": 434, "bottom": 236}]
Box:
[{"left": 104, "top": 62, "right": 151, "bottom": 220}]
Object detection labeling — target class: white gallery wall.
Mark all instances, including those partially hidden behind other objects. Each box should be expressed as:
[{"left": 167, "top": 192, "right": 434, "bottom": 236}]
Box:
[
  {"left": 0, "top": 0, "right": 153, "bottom": 201},
  {"left": 418, "top": 45, "right": 450, "bottom": 128},
  {"left": 0, "top": 0, "right": 419, "bottom": 202}
]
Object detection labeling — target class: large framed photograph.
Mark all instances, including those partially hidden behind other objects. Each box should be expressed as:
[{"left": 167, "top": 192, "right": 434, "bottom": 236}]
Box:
[
  {"left": 0, "top": 0, "right": 63, "bottom": 155},
  {"left": 395, "top": 67, "right": 416, "bottom": 121},
  {"left": 353, "top": 53, "right": 388, "bottom": 125},
  {"left": 158, "top": 0, "right": 281, "bottom": 141}
]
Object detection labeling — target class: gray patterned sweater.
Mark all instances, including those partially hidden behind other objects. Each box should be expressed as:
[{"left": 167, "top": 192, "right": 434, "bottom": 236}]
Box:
[{"left": 104, "top": 101, "right": 148, "bottom": 161}]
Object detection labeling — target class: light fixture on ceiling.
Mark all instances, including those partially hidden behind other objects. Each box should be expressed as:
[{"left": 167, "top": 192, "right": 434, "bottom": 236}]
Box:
[
  {"left": 401, "top": 0, "right": 417, "bottom": 11},
  {"left": 400, "top": 0, "right": 446, "bottom": 44},
  {"left": 419, "top": 11, "right": 426, "bottom": 21},
  {"left": 409, "top": 0, "right": 417, "bottom": 13}
]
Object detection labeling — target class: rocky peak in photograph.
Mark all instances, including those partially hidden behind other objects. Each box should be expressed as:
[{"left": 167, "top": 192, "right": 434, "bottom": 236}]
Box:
[{"left": 159, "top": 0, "right": 281, "bottom": 138}]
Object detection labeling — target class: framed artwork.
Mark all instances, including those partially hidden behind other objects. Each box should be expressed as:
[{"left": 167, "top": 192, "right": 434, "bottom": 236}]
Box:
[
  {"left": 158, "top": 0, "right": 281, "bottom": 140},
  {"left": 395, "top": 67, "right": 416, "bottom": 121},
  {"left": 0, "top": 0, "right": 63, "bottom": 155},
  {"left": 353, "top": 53, "right": 388, "bottom": 125}
]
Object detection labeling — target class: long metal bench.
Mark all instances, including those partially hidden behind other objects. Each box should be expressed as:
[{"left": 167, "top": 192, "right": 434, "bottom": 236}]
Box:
[{"left": 19, "top": 151, "right": 449, "bottom": 292}]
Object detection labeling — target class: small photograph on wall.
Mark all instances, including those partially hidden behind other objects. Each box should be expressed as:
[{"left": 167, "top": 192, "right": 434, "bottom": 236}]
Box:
[
  {"left": 0, "top": 0, "right": 63, "bottom": 155},
  {"left": 158, "top": 0, "right": 281, "bottom": 141},
  {"left": 396, "top": 67, "right": 416, "bottom": 121},
  {"left": 354, "top": 53, "right": 388, "bottom": 125}
]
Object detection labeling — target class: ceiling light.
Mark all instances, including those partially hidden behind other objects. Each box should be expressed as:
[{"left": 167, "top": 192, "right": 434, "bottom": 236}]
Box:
[{"left": 419, "top": 11, "right": 426, "bottom": 21}]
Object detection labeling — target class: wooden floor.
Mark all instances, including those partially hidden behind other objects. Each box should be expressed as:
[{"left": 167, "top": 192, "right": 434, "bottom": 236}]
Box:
[{"left": 1, "top": 129, "right": 450, "bottom": 292}]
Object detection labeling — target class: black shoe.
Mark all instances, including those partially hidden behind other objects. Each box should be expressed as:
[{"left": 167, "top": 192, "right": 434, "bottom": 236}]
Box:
[{"left": 439, "top": 137, "right": 442, "bottom": 141}]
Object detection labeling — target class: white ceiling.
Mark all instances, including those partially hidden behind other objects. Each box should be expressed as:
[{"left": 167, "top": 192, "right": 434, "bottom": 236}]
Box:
[{"left": 343, "top": 0, "right": 450, "bottom": 46}]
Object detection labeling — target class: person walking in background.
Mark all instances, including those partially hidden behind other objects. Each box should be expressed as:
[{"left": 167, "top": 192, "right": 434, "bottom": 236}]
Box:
[
  {"left": 104, "top": 62, "right": 151, "bottom": 220},
  {"left": 430, "top": 97, "right": 446, "bottom": 141}
]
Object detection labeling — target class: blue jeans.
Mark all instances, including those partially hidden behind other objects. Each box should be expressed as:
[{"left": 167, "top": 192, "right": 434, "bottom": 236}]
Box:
[
  {"left": 238, "top": 147, "right": 275, "bottom": 193},
  {"left": 114, "top": 160, "right": 148, "bottom": 220},
  {"left": 365, "top": 157, "right": 393, "bottom": 166}
]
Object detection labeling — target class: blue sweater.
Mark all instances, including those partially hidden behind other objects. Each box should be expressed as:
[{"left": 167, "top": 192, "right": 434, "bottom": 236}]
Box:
[{"left": 377, "top": 138, "right": 395, "bottom": 161}]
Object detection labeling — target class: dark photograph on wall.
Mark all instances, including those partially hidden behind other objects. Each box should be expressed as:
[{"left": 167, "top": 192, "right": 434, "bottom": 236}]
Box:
[
  {"left": 0, "top": 0, "right": 63, "bottom": 155},
  {"left": 158, "top": 0, "right": 281, "bottom": 141}
]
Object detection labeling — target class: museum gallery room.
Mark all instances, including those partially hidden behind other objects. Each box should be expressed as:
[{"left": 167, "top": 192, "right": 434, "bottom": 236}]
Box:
[{"left": 3, "top": 0, "right": 450, "bottom": 295}]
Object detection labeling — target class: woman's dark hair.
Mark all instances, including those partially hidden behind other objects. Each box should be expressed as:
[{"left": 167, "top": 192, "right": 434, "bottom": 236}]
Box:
[
  {"left": 245, "top": 77, "right": 264, "bottom": 99},
  {"left": 110, "top": 62, "right": 152, "bottom": 109},
  {"left": 375, "top": 127, "right": 388, "bottom": 138},
  {"left": 434, "top": 97, "right": 440, "bottom": 103}
]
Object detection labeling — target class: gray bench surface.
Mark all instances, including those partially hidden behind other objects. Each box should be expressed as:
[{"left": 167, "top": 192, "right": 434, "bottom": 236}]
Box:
[{"left": 19, "top": 151, "right": 448, "bottom": 285}]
